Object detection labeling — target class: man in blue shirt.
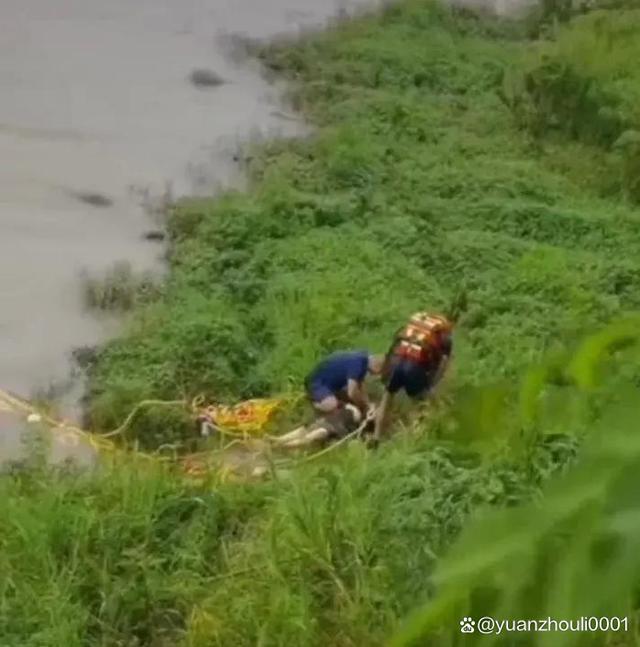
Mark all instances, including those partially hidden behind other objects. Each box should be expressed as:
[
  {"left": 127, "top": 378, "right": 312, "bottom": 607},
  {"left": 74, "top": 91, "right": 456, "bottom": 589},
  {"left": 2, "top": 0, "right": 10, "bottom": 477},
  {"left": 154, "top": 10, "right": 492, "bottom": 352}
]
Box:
[
  {"left": 273, "top": 350, "right": 383, "bottom": 449},
  {"left": 305, "top": 350, "right": 384, "bottom": 415}
]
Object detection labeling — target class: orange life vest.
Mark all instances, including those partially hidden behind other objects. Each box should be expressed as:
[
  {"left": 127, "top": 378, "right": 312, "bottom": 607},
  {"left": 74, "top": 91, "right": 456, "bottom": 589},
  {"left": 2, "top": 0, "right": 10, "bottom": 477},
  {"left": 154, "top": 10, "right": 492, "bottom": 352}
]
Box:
[{"left": 389, "top": 312, "right": 452, "bottom": 365}]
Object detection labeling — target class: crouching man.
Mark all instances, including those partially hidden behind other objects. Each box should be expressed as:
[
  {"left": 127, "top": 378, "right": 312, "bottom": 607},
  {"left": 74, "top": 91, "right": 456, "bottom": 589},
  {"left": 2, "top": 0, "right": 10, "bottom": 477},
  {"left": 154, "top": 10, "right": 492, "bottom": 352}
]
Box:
[{"left": 275, "top": 350, "right": 383, "bottom": 449}]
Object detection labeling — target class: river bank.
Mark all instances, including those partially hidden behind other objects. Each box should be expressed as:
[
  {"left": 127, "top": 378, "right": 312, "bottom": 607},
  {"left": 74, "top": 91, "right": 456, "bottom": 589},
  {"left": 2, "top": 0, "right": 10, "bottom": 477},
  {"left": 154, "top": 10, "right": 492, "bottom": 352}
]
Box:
[
  {"left": 0, "top": 0, "right": 393, "bottom": 466},
  {"left": 0, "top": 0, "right": 388, "bottom": 414}
]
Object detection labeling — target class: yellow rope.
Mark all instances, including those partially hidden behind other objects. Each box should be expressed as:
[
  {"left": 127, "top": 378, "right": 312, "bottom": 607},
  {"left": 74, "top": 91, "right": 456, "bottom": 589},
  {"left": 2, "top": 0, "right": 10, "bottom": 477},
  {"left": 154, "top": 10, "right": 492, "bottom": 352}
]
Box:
[
  {"left": 99, "top": 399, "right": 187, "bottom": 438},
  {"left": 0, "top": 386, "right": 373, "bottom": 479},
  {"left": 0, "top": 389, "right": 70, "bottom": 429},
  {"left": 0, "top": 388, "right": 190, "bottom": 457}
]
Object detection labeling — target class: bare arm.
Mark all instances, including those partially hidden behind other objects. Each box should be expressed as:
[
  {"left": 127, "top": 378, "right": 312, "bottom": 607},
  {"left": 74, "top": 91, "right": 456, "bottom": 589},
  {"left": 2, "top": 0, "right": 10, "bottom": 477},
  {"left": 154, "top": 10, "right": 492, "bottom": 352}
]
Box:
[
  {"left": 373, "top": 390, "right": 393, "bottom": 441},
  {"left": 346, "top": 378, "right": 369, "bottom": 412}
]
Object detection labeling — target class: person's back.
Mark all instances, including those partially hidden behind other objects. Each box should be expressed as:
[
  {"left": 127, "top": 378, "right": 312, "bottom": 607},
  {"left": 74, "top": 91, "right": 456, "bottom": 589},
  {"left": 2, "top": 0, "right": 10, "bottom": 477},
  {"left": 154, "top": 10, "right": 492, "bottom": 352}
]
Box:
[
  {"left": 305, "top": 350, "right": 382, "bottom": 414},
  {"left": 307, "top": 350, "right": 369, "bottom": 393},
  {"left": 374, "top": 312, "right": 454, "bottom": 441}
]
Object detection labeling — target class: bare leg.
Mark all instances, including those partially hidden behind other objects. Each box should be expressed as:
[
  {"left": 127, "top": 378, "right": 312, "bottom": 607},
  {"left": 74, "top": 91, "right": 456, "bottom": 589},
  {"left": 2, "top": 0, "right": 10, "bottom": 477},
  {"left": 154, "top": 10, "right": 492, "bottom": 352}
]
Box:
[
  {"left": 278, "top": 426, "right": 330, "bottom": 449},
  {"left": 274, "top": 425, "right": 308, "bottom": 445},
  {"left": 373, "top": 391, "right": 393, "bottom": 441},
  {"left": 274, "top": 392, "right": 339, "bottom": 449}
]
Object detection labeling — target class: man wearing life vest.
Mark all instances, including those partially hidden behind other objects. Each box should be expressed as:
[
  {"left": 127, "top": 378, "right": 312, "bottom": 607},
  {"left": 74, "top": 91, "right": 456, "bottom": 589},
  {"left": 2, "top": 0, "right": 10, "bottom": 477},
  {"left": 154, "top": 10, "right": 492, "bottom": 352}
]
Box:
[{"left": 373, "top": 312, "right": 453, "bottom": 440}]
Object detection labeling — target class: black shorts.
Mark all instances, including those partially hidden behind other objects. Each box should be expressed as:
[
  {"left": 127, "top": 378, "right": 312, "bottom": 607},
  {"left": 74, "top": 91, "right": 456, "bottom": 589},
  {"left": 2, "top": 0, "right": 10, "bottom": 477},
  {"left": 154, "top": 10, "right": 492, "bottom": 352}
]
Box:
[
  {"left": 304, "top": 374, "right": 349, "bottom": 405},
  {"left": 383, "top": 356, "right": 435, "bottom": 399}
]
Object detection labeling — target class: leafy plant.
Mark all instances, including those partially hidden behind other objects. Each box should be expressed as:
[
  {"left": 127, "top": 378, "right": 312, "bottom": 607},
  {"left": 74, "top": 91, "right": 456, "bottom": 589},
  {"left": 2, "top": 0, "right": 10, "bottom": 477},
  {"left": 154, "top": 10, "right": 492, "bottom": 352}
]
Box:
[{"left": 391, "top": 320, "right": 640, "bottom": 647}]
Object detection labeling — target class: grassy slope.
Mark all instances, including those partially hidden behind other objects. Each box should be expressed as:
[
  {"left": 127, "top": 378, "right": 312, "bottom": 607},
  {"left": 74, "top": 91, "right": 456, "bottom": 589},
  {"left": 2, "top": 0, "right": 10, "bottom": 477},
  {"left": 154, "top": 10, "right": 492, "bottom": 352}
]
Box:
[
  {"left": 3, "top": 3, "right": 640, "bottom": 647},
  {"left": 1, "top": 429, "right": 577, "bottom": 647},
  {"left": 0, "top": 456, "right": 272, "bottom": 647},
  {"left": 87, "top": 2, "right": 640, "bottom": 446}
]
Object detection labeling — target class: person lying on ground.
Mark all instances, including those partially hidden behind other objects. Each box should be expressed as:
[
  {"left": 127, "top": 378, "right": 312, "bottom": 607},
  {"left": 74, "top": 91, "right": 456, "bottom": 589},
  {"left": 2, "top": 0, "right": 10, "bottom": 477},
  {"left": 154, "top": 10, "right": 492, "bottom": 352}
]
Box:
[
  {"left": 304, "top": 350, "right": 384, "bottom": 416},
  {"left": 274, "top": 402, "right": 377, "bottom": 450},
  {"left": 373, "top": 313, "right": 453, "bottom": 442}
]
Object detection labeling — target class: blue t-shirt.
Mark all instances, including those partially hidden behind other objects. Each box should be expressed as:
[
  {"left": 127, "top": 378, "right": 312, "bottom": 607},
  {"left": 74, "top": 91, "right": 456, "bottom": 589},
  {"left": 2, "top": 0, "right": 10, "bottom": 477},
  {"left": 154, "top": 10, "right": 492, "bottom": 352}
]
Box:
[{"left": 307, "top": 351, "right": 369, "bottom": 394}]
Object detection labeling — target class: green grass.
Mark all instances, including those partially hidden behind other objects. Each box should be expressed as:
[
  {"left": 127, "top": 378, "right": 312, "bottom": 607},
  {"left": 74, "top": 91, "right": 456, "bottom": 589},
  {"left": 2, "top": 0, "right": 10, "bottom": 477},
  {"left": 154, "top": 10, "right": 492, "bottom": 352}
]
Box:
[
  {"left": 3, "top": 1, "right": 640, "bottom": 645},
  {"left": 0, "top": 418, "right": 579, "bottom": 647},
  {"left": 0, "top": 456, "right": 272, "bottom": 647}
]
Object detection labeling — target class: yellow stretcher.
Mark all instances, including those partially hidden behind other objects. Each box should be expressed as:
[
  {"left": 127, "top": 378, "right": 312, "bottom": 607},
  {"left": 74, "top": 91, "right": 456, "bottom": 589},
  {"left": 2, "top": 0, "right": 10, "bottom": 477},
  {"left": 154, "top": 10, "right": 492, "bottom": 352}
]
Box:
[{"left": 193, "top": 397, "right": 283, "bottom": 436}]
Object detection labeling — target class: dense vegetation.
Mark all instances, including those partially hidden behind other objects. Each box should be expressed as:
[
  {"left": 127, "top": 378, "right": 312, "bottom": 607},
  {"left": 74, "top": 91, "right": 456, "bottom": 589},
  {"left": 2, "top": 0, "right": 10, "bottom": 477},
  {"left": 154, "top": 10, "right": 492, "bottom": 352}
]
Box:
[
  {"left": 3, "top": 1, "right": 640, "bottom": 646},
  {"left": 86, "top": 1, "right": 640, "bottom": 446}
]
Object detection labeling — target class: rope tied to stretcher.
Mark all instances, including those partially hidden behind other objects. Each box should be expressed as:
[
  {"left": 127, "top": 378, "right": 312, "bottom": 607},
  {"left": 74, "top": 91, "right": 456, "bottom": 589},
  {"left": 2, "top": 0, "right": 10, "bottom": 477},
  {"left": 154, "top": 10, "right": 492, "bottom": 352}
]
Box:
[{"left": 0, "top": 386, "right": 371, "bottom": 480}]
